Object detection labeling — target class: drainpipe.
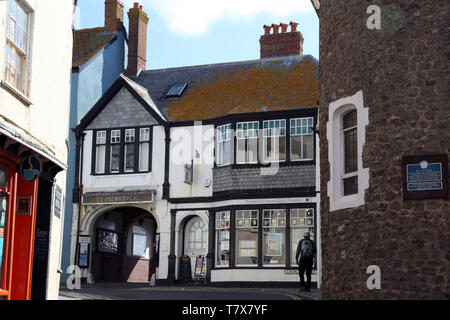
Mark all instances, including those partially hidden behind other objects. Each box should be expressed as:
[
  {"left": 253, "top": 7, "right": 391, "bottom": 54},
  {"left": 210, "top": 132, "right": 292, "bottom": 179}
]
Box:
[{"left": 73, "top": 131, "right": 85, "bottom": 267}]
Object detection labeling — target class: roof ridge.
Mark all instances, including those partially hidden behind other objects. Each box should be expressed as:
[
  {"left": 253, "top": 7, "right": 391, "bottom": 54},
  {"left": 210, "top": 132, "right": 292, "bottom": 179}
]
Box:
[
  {"left": 140, "top": 54, "right": 313, "bottom": 75},
  {"left": 74, "top": 26, "right": 105, "bottom": 33}
]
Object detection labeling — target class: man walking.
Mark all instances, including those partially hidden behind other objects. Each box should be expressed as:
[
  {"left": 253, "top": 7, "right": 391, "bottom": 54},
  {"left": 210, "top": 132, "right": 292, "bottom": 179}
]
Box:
[{"left": 295, "top": 232, "right": 316, "bottom": 292}]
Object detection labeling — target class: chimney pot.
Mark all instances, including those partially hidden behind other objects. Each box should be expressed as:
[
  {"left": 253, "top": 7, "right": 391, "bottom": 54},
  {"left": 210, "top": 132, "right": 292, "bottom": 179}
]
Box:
[
  {"left": 290, "top": 21, "right": 299, "bottom": 32},
  {"left": 271, "top": 24, "right": 280, "bottom": 34},
  {"left": 263, "top": 25, "right": 271, "bottom": 35},
  {"left": 280, "top": 23, "right": 289, "bottom": 33}
]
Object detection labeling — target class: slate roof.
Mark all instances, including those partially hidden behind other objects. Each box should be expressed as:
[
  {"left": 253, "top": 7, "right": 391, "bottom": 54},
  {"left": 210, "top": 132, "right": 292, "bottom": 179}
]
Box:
[
  {"left": 131, "top": 54, "right": 319, "bottom": 121},
  {"left": 72, "top": 27, "right": 117, "bottom": 68}
]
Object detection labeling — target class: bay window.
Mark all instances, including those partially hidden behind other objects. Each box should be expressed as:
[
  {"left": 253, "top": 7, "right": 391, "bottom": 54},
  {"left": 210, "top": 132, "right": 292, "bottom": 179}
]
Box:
[
  {"left": 263, "top": 120, "right": 286, "bottom": 162},
  {"left": 5, "top": 0, "right": 30, "bottom": 95},
  {"left": 235, "top": 210, "right": 259, "bottom": 266},
  {"left": 216, "top": 124, "right": 231, "bottom": 166},
  {"left": 290, "top": 118, "right": 314, "bottom": 161},
  {"left": 215, "top": 211, "right": 230, "bottom": 267},
  {"left": 236, "top": 122, "right": 258, "bottom": 164},
  {"left": 262, "top": 209, "right": 286, "bottom": 266}
]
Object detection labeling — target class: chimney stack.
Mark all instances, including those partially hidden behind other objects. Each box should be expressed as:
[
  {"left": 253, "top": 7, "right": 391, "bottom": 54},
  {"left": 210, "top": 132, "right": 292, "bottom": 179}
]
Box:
[
  {"left": 259, "top": 21, "right": 304, "bottom": 58},
  {"left": 125, "top": 2, "right": 149, "bottom": 77},
  {"left": 105, "top": 0, "right": 124, "bottom": 32}
]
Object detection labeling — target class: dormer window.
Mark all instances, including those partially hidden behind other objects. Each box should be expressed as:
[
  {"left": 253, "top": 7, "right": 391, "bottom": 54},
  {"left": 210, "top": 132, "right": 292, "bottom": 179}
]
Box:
[{"left": 166, "top": 83, "right": 187, "bottom": 97}]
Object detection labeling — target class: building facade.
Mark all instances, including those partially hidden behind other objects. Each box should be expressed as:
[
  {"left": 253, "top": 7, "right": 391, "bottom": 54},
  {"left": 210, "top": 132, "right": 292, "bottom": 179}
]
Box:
[
  {"left": 0, "top": 0, "right": 74, "bottom": 300},
  {"left": 61, "top": 0, "right": 128, "bottom": 283},
  {"left": 316, "top": 0, "right": 449, "bottom": 299},
  {"left": 71, "top": 18, "right": 322, "bottom": 287}
]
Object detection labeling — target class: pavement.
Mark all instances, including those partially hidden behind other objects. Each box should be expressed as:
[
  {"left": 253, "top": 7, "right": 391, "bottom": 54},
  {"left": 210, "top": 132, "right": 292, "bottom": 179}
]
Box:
[{"left": 58, "top": 282, "right": 322, "bottom": 301}]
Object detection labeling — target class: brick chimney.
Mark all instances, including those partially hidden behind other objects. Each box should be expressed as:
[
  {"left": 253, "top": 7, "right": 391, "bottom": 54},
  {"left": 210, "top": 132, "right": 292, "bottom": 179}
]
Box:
[
  {"left": 125, "top": 2, "right": 149, "bottom": 76},
  {"left": 260, "top": 22, "right": 304, "bottom": 58},
  {"left": 105, "top": 0, "right": 124, "bottom": 32}
]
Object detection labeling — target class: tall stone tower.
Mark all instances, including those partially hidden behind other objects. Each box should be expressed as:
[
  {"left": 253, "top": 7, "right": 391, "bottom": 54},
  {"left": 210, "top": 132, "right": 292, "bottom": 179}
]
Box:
[{"left": 318, "top": 1, "right": 448, "bottom": 299}]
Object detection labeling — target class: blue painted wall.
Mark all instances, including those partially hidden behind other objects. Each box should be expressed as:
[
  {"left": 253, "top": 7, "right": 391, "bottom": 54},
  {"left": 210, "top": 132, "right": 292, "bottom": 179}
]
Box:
[{"left": 61, "top": 30, "right": 127, "bottom": 282}]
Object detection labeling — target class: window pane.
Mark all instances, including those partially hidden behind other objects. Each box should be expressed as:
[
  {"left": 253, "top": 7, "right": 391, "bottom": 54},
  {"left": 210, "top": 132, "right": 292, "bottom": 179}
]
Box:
[
  {"left": 139, "top": 142, "right": 149, "bottom": 172},
  {"left": 344, "top": 176, "right": 358, "bottom": 196},
  {"left": 302, "top": 135, "right": 314, "bottom": 160},
  {"left": 125, "top": 144, "right": 134, "bottom": 172},
  {"left": 0, "top": 165, "right": 6, "bottom": 187},
  {"left": 236, "top": 229, "right": 258, "bottom": 266},
  {"left": 248, "top": 138, "right": 258, "bottom": 163},
  {"left": 140, "top": 128, "right": 150, "bottom": 142},
  {"left": 95, "top": 145, "right": 106, "bottom": 174},
  {"left": 344, "top": 128, "right": 358, "bottom": 173},
  {"left": 343, "top": 110, "right": 357, "bottom": 129},
  {"left": 125, "top": 129, "right": 135, "bottom": 143},
  {"left": 0, "top": 196, "right": 7, "bottom": 285},
  {"left": 263, "top": 228, "right": 286, "bottom": 265},
  {"left": 291, "top": 136, "right": 302, "bottom": 160},
  {"left": 110, "top": 145, "right": 120, "bottom": 172},
  {"left": 237, "top": 139, "right": 246, "bottom": 163}
]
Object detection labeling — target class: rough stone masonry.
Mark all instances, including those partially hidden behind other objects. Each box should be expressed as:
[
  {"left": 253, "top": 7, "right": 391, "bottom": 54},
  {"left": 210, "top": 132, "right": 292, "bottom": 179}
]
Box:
[{"left": 319, "top": 0, "right": 449, "bottom": 299}]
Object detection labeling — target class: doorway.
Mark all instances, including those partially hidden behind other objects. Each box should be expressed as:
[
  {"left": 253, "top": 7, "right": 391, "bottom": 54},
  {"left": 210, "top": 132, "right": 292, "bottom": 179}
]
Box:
[{"left": 183, "top": 216, "right": 207, "bottom": 279}]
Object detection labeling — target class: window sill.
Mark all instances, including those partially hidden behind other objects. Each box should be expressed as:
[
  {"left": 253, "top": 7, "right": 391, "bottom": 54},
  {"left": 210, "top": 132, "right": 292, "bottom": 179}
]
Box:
[{"left": 1, "top": 81, "right": 32, "bottom": 106}]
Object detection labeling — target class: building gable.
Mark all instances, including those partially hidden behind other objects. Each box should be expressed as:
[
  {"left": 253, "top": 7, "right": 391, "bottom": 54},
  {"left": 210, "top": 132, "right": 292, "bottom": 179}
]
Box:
[{"left": 86, "top": 87, "right": 158, "bottom": 130}]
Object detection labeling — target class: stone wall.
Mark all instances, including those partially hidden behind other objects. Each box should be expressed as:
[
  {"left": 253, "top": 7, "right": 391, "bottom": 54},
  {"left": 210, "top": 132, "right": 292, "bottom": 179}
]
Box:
[{"left": 319, "top": 0, "right": 449, "bottom": 299}]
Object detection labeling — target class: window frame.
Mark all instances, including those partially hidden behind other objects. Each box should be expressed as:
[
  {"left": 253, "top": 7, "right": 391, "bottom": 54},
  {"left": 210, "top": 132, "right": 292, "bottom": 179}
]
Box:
[
  {"left": 4, "top": 0, "right": 32, "bottom": 96},
  {"left": 215, "top": 211, "right": 231, "bottom": 268},
  {"left": 91, "top": 126, "right": 153, "bottom": 176},
  {"left": 216, "top": 124, "right": 232, "bottom": 167},
  {"left": 290, "top": 117, "right": 315, "bottom": 162},
  {"left": 262, "top": 119, "right": 287, "bottom": 163},
  {"left": 236, "top": 121, "right": 259, "bottom": 165},
  {"left": 262, "top": 209, "right": 286, "bottom": 267}
]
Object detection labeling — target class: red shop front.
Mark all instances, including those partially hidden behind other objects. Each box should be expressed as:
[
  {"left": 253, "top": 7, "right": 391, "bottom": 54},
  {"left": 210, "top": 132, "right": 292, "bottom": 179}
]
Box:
[{"left": 0, "top": 148, "right": 40, "bottom": 300}]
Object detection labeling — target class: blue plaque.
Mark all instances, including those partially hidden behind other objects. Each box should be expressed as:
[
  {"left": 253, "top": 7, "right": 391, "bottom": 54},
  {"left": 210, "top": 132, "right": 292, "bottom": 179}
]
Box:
[{"left": 406, "top": 161, "right": 443, "bottom": 191}]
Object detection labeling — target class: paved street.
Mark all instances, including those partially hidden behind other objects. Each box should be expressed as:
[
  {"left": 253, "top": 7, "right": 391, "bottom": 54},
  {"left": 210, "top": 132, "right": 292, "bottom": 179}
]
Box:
[{"left": 59, "top": 283, "right": 321, "bottom": 301}]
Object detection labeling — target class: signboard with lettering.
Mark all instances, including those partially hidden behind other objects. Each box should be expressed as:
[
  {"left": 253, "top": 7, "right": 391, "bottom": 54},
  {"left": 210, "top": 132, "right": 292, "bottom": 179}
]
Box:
[
  {"left": 83, "top": 191, "right": 153, "bottom": 205},
  {"left": 402, "top": 155, "right": 448, "bottom": 200}
]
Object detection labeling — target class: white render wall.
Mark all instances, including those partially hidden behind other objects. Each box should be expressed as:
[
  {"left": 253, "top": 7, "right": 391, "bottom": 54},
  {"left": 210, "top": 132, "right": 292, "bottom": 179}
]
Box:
[
  {"left": 169, "top": 124, "right": 215, "bottom": 198},
  {"left": 0, "top": 0, "right": 74, "bottom": 300}
]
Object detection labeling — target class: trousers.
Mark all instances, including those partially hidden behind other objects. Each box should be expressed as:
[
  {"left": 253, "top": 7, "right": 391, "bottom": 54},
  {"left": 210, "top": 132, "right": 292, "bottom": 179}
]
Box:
[{"left": 299, "top": 257, "right": 314, "bottom": 289}]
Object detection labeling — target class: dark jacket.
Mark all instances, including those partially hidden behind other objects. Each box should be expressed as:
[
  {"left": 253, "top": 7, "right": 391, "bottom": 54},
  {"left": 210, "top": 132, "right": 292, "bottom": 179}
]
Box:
[{"left": 295, "top": 238, "right": 317, "bottom": 261}]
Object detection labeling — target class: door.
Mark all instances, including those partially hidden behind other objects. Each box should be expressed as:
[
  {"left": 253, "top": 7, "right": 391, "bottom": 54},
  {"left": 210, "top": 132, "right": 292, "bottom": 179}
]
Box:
[{"left": 184, "top": 216, "right": 207, "bottom": 278}]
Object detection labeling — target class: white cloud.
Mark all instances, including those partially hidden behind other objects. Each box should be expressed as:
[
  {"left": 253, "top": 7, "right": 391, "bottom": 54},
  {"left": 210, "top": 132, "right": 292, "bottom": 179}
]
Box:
[{"left": 123, "top": 0, "right": 313, "bottom": 36}]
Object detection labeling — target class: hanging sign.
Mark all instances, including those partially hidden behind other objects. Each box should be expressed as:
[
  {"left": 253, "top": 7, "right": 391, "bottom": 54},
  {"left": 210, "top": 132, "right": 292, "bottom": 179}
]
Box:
[
  {"left": 402, "top": 155, "right": 448, "bottom": 200},
  {"left": 20, "top": 155, "right": 42, "bottom": 182}
]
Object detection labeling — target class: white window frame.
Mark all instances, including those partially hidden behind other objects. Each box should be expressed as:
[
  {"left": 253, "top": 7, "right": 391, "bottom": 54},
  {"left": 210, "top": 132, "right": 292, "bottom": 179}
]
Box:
[
  {"left": 236, "top": 121, "right": 259, "bottom": 164},
  {"left": 262, "top": 119, "right": 286, "bottom": 163},
  {"left": 4, "top": 0, "right": 32, "bottom": 96},
  {"left": 124, "top": 129, "right": 135, "bottom": 173},
  {"left": 139, "top": 128, "right": 150, "bottom": 172},
  {"left": 95, "top": 131, "right": 106, "bottom": 174},
  {"left": 216, "top": 124, "right": 232, "bottom": 166},
  {"left": 262, "top": 209, "right": 286, "bottom": 267},
  {"left": 110, "top": 130, "right": 121, "bottom": 173},
  {"left": 290, "top": 117, "right": 314, "bottom": 161},
  {"left": 327, "top": 90, "right": 369, "bottom": 211},
  {"left": 215, "top": 211, "right": 230, "bottom": 268},
  {"left": 235, "top": 210, "right": 259, "bottom": 267}
]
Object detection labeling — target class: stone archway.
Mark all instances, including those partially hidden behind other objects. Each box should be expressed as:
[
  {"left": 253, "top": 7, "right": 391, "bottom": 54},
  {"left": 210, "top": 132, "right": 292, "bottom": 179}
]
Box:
[{"left": 81, "top": 204, "right": 158, "bottom": 283}]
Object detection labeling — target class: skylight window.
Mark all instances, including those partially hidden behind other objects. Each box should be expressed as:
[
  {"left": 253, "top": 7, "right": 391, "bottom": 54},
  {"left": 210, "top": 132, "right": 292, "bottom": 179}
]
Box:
[{"left": 166, "top": 83, "right": 187, "bottom": 97}]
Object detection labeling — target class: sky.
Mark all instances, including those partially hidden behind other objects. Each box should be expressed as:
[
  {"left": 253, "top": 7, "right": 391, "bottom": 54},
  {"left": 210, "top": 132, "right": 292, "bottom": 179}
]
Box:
[{"left": 75, "top": 0, "right": 319, "bottom": 70}]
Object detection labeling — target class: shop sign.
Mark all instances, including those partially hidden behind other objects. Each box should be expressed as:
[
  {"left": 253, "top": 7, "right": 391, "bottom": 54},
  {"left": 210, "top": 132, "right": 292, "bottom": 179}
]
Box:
[
  {"left": 83, "top": 191, "right": 153, "bottom": 204},
  {"left": 402, "top": 155, "right": 448, "bottom": 200},
  {"left": 20, "top": 155, "right": 42, "bottom": 182}
]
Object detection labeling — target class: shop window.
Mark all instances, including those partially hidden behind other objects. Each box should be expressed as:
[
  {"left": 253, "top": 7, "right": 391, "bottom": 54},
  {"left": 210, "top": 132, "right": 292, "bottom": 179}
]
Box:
[
  {"left": 236, "top": 122, "right": 258, "bottom": 164},
  {"left": 97, "top": 229, "right": 120, "bottom": 254},
  {"left": 216, "top": 124, "right": 231, "bottom": 166},
  {"left": 290, "top": 117, "right": 314, "bottom": 161},
  {"left": 263, "top": 120, "right": 286, "bottom": 163},
  {"left": 215, "top": 211, "right": 230, "bottom": 267},
  {"left": 132, "top": 226, "right": 148, "bottom": 258},
  {"left": 4, "top": 0, "right": 31, "bottom": 95},
  {"left": 262, "top": 209, "right": 286, "bottom": 266},
  {"left": 95, "top": 131, "right": 106, "bottom": 174},
  {"left": 235, "top": 210, "right": 259, "bottom": 266},
  {"left": 290, "top": 208, "right": 314, "bottom": 266}
]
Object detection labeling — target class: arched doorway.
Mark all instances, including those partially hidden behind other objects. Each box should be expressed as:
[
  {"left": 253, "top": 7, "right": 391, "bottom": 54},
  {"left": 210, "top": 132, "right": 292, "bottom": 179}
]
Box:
[
  {"left": 90, "top": 206, "right": 157, "bottom": 283},
  {"left": 183, "top": 216, "right": 207, "bottom": 279}
]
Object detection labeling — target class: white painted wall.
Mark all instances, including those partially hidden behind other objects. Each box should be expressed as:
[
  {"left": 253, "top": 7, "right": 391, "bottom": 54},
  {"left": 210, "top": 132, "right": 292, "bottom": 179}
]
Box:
[
  {"left": 169, "top": 124, "right": 214, "bottom": 198},
  {"left": 0, "top": 0, "right": 74, "bottom": 300}
]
